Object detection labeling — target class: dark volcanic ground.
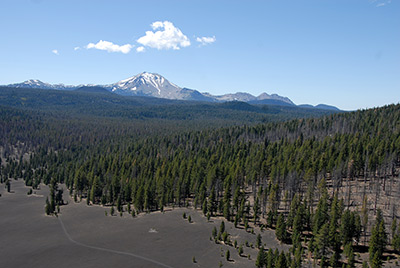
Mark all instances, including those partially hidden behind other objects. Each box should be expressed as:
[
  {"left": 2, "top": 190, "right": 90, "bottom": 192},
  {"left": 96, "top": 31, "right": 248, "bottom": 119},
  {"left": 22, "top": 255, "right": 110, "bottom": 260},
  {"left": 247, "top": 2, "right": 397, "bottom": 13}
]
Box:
[{"left": 0, "top": 180, "right": 288, "bottom": 268}]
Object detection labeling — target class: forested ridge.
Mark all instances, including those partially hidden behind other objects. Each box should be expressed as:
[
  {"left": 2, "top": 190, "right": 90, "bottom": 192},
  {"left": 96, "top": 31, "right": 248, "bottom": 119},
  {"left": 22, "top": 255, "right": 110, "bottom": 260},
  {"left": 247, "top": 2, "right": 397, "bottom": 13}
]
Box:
[
  {"left": 1, "top": 99, "right": 400, "bottom": 267},
  {"left": 0, "top": 86, "right": 336, "bottom": 122}
]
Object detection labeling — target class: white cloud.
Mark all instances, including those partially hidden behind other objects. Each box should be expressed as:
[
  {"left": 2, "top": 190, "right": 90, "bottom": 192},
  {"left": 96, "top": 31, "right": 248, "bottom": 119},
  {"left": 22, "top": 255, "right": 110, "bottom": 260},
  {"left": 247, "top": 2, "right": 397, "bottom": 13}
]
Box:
[
  {"left": 74, "top": 47, "right": 81, "bottom": 51},
  {"left": 86, "top": 40, "right": 133, "bottom": 54},
  {"left": 136, "top": 46, "right": 145, "bottom": 53},
  {"left": 137, "top": 21, "right": 191, "bottom": 50},
  {"left": 52, "top": 49, "right": 59, "bottom": 55},
  {"left": 151, "top": 21, "right": 164, "bottom": 30},
  {"left": 371, "top": 0, "right": 392, "bottom": 7},
  {"left": 196, "top": 36, "right": 216, "bottom": 46}
]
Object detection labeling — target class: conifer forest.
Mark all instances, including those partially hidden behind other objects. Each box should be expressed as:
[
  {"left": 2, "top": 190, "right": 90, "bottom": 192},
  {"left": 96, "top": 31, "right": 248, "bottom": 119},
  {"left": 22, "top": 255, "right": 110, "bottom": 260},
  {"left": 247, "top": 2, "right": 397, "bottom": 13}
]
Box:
[{"left": 1, "top": 88, "right": 400, "bottom": 268}]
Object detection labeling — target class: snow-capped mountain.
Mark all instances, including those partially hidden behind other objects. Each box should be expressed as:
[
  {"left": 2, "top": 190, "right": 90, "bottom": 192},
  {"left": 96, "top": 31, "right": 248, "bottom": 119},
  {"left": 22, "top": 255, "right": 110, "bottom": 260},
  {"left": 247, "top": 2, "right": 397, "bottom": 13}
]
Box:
[
  {"left": 5, "top": 72, "right": 295, "bottom": 105},
  {"left": 206, "top": 92, "right": 294, "bottom": 105},
  {"left": 105, "top": 72, "right": 185, "bottom": 99},
  {"left": 102, "top": 72, "right": 293, "bottom": 104},
  {"left": 8, "top": 79, "right": 78, "bottom": 90}
]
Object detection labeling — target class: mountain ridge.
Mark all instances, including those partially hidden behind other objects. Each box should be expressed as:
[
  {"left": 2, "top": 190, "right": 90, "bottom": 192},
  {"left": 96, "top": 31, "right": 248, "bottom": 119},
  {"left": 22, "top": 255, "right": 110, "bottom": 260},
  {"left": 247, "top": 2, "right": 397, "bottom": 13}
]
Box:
[{"left": 5, "top": 72, "right": 339, "bottom": 110}]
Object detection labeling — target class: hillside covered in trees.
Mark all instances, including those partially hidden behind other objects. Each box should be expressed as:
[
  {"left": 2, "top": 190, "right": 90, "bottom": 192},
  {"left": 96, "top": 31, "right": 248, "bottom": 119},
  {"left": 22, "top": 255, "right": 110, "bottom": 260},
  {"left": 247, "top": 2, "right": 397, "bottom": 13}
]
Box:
[{"left": 1, "top": 90, "right": 399, "bottom": 267}]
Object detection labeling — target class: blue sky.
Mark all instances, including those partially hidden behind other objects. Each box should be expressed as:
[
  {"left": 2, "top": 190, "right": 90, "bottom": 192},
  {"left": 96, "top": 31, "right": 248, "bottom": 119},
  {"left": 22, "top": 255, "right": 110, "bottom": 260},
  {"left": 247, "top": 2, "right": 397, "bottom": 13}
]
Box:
[{"left": 0, "top": 0, "right": 399, "bottom": 110}]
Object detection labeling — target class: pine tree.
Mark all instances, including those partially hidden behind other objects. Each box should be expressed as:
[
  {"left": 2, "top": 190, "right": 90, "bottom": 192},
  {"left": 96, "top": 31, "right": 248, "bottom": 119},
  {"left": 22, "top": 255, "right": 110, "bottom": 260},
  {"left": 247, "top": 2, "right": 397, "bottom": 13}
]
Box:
[
  {"left": 313, "top": 191, "right": 329, "bottom": 234},
  {"left": 208, "top": 186, "right": 217, "bottom": 216},
  {"left": 226, "top": 249, "right": 230, "bottom": 261},
  {"left": 255, "top": 247, "right": 265, "bottom": 268},
  {"left": 223, "top": 178, "right": 231, "bottom": 221},
  {"left": 116, "top": 195, "right": 122, "bottom": 212},
  {"left": 6, "top": 179, "right": 11, "bottom": 192},
  {"left": 222, "top": 231, "right": 228, "bottom": 242},
  {"left": 329, "top": 250, "right": 340, "bottom": 268},
  {"left": 267, "top": 209, "right": 274, "bottom": 227},
  {"left": 341, "top": 210, "right": 353, "bottom": 245},
  {"left": 266, "top": 249, "right": 274, "bottom": 268},
  {"left": 329, "top": 194, "right": 341, "bottom": 247},
  {"left": 202, "top": 199, "right": 208, "bottom": 216},
  {"left": 45, "top": 197, "right": 52, "bottom": 215},
  {"left": 293, "top": 246, "right": 302, "bottom": 268},
  {"left": 315, "top": 222, "right": 330, "bottom": 259},
  {"left": 344, "top": 242, "right": 355, "bottom": 268},
  {"left": 276, "top": 213, "right": 287, "bottom": 242},
  {"left": 371, "top": 251, "right": 382, "bottom": 268},
  {"left": 276, "top": 251, "right": 287, "bottom": 268},
  {"left": 256, "top": 233, "right": 262, "bottom": 248},
  {"left": 238, "top": 244, "right": 243, "bottom": 256},
  {"left": 110, "top": 205, "right": 115, "bottom": 216},
  {"left": 369, "top": 209, "right": 387, "bottom": 264},
  {"left": 220, "top": 221, "right": 225, "bottom": 234}
]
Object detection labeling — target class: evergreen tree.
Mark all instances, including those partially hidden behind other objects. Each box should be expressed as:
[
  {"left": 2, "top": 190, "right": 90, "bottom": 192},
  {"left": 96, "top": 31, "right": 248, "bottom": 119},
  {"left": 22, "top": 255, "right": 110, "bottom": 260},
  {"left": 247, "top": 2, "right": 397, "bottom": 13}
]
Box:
[
  {"left": 341, "top": 210, "right": 354, "bottom": 245},
  {"left": 329, "top": 250, "right": 340, "bottom": 268},
  {"left": 370, "top": 251, "right": 382, "bottom": 268},
  {"left": 369, "top": 209, "right": 387, "bottom": 264},
  {"left": 110, "top": 205, "right": 115, "bottom": 216},
  {"left": 45, "top": 197, "right": 52, "bottom": 215},
  {"left": 276, "top": 251, "right": 287, "bottom": 268},
  {"left": 276, "top": 213, "right": 287, "bottom": 242},
  {"left": 255, "top": 247, "right": 265, "bottom": 268},
  {"left": 267, "top": 210, "right": 274, "bottom": 227},
  {"left": 116, "top": 195, "right": 122, "bottom": 212},
  {"left": 208, "top": 186, "right": 217, "bottom": 216},
  {"left": 238, "top": 245, "right": 244, "bottom": 256},
  {"left": 344, "top": 242, "right": 355, "bottom": 268},
  {"left": 220, "top": 221, "right": 225, "bottom": 234},
  {"left": 223, "top": 178, "right": 231, "bottom": 221},
  {"left": 226, "top": 249, "right": 230, "bottom": 261},
  {"left": 6, "top": 179, "right": 11, "bottom": 192},
  {"left": 202, "top": 199, "right": 208, "bottom": 215},
  {"left": 266, "top": 249, "right": 274, "bottom": 268},
  {"left": 315, "top": 222, "right": 330, "bottom": 259},
  {"left": 256, "top": 233, "right": 262, "bottom": 249},
  {"left": 212, "top": 226, "right": 217, "bottom": 240},
  {"left": 293, "top": 246, "right": 303, "bottom": 268},
  {"left": 313, "top": 191, "right": 329, "bottom": 234}
]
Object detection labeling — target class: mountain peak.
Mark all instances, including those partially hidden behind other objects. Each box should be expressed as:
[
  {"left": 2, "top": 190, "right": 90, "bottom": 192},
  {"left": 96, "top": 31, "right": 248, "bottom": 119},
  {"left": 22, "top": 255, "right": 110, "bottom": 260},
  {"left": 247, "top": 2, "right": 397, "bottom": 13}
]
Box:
[
  {"left": 108, "top": 72, "right": 181, "bottom": 98},
  {"left": 7, "top": 79, "right": 77, "bottom": 90},
  {"left": 257, "top": 93, "right": 271, "bottom": 99},
  {"left": 26, "top": 79, "right": 42, "bottom": 83},
  {"left": 24, "top": 79, "right": 46, "bottom": 86}
]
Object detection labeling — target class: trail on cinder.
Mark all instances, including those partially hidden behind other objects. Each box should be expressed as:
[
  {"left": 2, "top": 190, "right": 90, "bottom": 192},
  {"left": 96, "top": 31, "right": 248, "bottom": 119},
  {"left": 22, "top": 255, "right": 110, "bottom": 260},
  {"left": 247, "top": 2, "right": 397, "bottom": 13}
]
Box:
[{"left": 58, "top": 216, "right": 175, "bottom": 268}]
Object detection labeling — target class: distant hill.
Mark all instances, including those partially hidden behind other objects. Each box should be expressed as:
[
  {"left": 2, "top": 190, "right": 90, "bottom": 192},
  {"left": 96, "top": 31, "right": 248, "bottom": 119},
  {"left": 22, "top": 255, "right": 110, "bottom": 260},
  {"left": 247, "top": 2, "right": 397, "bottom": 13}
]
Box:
[
  {"left": 315, "top": 104, "right": 340, "bottom": 111},
  {"left": 299, "top": 104, "right": 340, "bottom": 111},
  {"left": 0, "top": 86, "right": 339, "bottom": 123},
  {"left": 75, "top": 86, "right": 113, "bottom": 94}
]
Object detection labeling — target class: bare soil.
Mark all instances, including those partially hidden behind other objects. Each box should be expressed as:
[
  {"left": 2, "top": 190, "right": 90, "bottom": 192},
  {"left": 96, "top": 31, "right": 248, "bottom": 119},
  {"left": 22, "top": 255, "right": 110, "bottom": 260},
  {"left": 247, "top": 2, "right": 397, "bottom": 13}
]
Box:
[{"left": 0, "top": 180, "right": 288, "bottom": 268}]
